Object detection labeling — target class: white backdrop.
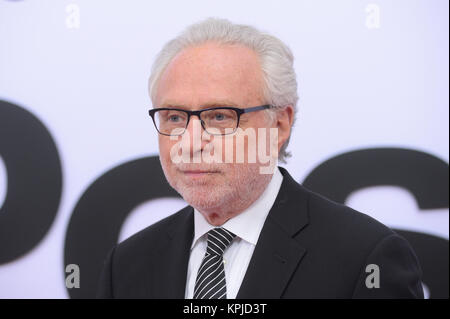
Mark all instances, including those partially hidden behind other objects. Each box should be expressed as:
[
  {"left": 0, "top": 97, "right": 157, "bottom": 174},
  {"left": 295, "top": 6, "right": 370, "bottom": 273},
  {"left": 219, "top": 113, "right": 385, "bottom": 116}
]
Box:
[{"left": 0, "top": 0, "right": 448, "bottom": 298}]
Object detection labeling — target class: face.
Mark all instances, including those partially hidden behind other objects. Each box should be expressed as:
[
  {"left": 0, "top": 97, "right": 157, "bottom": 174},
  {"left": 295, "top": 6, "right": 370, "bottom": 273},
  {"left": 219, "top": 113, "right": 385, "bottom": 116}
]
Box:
[{"left": 154, "top": 42, "right": 292, "bottom": 224}]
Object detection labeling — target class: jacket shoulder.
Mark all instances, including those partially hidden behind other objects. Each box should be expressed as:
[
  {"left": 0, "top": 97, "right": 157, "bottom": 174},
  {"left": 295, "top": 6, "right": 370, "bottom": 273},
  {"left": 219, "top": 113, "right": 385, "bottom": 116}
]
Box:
[
  {"left": 114, "top": 205, "right": 193, "bottom": 258},
  {"left": 303, "top": 184, "right": 395, "bottom": 243}
]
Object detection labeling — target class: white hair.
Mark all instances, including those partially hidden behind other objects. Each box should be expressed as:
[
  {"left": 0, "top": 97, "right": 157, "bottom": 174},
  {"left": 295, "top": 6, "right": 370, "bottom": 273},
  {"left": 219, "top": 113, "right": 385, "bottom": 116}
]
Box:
[{"left": 148, "top": 18, "right": 298, "bottom": 162}]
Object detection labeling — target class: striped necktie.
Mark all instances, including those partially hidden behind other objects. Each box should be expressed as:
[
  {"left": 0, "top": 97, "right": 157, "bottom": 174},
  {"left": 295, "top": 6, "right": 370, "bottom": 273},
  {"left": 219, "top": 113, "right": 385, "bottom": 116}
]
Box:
[{"left": 193, "top": 227, "right": 236, "bottom": 299}]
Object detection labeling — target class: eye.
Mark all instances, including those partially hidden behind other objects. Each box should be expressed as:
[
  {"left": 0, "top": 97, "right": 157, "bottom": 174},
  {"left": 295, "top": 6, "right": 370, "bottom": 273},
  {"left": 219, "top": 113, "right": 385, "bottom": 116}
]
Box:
[
  {"left": 168, "top": 115, "right": 181, "bottom": 122},
  {"left": 214, "top": 113, "right": 226, "bottom": 121},
  {"left": 164, "top": 111, "right": 187, "bottom": 123}
]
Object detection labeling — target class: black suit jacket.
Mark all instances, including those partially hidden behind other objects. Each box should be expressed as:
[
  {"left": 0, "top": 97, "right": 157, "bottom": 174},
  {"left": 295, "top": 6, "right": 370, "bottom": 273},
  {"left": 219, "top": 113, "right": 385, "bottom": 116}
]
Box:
[{"left": 97, "top": 167, "right": 424, "bottom": 298}]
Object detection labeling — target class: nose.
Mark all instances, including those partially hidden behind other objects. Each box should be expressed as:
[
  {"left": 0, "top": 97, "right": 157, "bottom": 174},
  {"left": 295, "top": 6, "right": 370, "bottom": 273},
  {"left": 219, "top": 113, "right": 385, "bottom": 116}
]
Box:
[{"left": 182, "top": 116, "right": 209, "bottom": 161}]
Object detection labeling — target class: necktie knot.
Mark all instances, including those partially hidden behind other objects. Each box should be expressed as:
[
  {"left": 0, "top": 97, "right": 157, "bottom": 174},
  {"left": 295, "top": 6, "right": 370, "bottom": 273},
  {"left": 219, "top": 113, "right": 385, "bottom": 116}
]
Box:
[{"left": 206, "top": 227, "right": 236, "bottom": 256}]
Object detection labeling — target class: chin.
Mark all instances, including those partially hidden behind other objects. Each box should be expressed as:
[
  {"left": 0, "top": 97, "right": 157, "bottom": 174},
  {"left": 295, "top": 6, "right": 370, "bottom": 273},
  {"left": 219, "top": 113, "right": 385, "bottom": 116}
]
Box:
[{"left": 179, "top": 188, "right": 227, "bottom": 210}]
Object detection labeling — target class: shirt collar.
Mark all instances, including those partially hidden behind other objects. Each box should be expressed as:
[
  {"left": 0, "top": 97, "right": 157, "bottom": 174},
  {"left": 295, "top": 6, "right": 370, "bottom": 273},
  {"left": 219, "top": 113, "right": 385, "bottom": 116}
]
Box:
[{"left": 191, "top": 167, "right": 284, "bottom": 249}]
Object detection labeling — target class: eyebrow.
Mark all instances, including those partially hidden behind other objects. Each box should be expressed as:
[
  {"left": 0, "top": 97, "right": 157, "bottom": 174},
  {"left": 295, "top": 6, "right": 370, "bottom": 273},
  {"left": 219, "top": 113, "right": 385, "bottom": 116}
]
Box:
[{"left": 158, "top": 100, "right": 239, "bottom": 109}]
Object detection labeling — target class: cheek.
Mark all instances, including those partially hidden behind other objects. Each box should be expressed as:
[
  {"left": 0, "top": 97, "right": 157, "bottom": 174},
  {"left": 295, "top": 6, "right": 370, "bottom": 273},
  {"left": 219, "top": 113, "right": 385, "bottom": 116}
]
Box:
[{"left": 159, "top": 136, "right": 176, "bottom": 165}]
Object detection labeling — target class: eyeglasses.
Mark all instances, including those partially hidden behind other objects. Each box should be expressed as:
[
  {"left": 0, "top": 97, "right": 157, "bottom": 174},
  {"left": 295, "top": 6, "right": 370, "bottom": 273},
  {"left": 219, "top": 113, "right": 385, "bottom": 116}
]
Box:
[{"left": 148, "top": 105, "right": 272, "bottom": 136}]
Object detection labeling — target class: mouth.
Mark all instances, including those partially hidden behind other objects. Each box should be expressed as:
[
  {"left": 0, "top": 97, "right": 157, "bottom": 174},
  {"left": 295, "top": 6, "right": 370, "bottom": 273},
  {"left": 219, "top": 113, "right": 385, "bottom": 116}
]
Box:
[
  {"left": 179, "top": 169, "right": 221, "bottom": 177},
  {"left": 182, "top": 170, "right": 219, "bottom": 174}
]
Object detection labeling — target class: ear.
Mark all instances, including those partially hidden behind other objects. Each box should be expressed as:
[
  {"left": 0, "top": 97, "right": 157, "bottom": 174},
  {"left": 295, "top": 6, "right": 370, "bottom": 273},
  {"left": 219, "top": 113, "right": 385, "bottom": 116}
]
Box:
[{"left": 275, "top": 105, "right": 294, "bottom": 153}]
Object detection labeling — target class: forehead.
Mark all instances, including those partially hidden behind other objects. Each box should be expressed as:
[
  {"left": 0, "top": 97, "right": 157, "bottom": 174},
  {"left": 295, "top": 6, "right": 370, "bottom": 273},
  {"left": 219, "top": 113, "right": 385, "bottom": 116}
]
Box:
[{"left": 155, "top": 42, "right": 265, "bottom": 108}]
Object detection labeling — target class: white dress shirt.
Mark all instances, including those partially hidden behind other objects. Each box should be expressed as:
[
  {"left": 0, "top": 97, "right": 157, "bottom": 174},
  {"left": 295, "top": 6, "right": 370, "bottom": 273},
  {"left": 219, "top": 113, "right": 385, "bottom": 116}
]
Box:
[{"left": 185, "top": 167, "right": 284, "bottom": 299}]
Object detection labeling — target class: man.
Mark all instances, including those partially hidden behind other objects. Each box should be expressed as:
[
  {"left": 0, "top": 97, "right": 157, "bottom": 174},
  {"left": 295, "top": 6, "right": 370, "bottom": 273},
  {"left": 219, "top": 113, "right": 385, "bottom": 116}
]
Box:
[{"left": 97, "top": 18, "right": 423, "bottom": 298}]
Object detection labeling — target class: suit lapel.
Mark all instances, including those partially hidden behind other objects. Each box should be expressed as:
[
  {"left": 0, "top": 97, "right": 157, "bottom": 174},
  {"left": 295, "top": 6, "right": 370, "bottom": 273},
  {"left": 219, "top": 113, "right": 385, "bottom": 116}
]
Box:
[
  {"left": 236, "top": 167, "right": 309, "bottom": 298},
  {"left": 154, "top": 206, "right": 194, "bottom": 298}
]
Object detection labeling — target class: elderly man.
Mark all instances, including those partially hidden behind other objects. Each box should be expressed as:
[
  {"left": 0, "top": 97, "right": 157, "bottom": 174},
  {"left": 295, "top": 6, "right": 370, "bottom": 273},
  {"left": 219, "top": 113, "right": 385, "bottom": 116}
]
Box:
[{"left": 97, "top": 18, "right": 423, "bottom": 299}]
